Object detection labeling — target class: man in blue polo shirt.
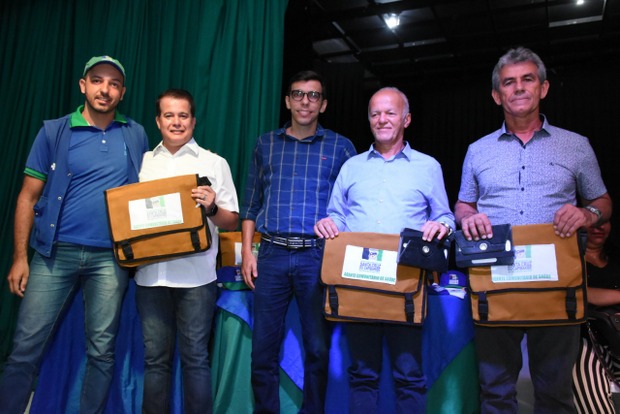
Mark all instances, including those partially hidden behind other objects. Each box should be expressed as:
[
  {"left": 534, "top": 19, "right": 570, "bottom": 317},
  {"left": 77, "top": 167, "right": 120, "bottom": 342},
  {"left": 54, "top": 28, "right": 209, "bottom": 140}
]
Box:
[
  {"left": 0, "top": 55, "right": 149, "bottom": 414},
  {"left": 241, "top": 70, "right": 356, "bottom": 413}
]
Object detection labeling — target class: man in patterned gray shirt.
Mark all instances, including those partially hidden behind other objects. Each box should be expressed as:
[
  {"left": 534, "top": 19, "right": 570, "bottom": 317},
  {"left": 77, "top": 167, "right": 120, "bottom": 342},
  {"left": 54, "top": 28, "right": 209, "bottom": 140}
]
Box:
[{"left": 455, "top": 47, "right": 611, "bottom": 413}]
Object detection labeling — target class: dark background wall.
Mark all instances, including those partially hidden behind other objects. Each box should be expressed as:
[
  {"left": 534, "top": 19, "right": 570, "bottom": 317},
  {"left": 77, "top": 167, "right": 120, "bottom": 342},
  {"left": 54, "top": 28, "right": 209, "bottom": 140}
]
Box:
[{"left": 283, "top": 2, "right": 620, "bottom": 247}]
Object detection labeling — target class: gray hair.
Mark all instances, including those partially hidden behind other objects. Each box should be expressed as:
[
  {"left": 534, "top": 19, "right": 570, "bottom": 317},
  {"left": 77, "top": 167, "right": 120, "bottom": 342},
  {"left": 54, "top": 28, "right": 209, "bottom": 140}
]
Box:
[
  {"left": 491, "top": 47, "right": 547, "bottom": 91},
  {"left": 368, "top": 87, "right": 410, "bottom": 121}
]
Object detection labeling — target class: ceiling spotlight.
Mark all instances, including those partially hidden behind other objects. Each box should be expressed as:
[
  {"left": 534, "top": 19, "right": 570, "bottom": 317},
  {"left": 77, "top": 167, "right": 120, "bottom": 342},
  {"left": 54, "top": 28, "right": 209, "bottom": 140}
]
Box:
[
  {"left": 384, "top": 13, "right": 400, "bottom": 29},
  {"left": 576, "top": 0, "right": 585, "bottom": 4}
]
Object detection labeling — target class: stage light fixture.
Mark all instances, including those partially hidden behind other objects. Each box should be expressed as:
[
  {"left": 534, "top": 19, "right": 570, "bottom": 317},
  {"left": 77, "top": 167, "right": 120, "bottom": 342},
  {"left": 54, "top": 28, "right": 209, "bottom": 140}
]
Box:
[{"left": 384, "top": 13, "right": 400, "bottom": 29}]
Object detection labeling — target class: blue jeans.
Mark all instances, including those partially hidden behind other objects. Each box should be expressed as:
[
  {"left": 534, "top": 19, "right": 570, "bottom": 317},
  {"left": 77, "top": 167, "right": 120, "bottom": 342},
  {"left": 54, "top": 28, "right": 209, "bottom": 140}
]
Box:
[
  {"left": 251, "top": 242, "right": 328, "bottom": 414},
  {"left": 0, "top": 242, "right": 128, "bottom": 414},
  {"left": 475, "top": 325, "right": 580, "bottom": 414},
  {"left": 346, "top": 323, "right": 426, "bottom": 414},
  {"left": 135, "top": 282, "right": 217, "bottom": 414}
]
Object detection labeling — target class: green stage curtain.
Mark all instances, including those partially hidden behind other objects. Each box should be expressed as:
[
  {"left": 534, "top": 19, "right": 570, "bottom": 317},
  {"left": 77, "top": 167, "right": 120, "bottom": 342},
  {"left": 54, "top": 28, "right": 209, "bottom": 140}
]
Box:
[{"left": 0, "top": 0, "right": 287, "bottom": 365}]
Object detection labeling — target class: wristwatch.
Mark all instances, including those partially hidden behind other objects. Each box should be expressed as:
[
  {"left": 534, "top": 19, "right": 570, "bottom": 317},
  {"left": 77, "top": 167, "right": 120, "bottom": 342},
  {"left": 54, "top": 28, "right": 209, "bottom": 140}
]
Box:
[
  {"left": 205, "top": 204, "right": 219, "bottom": 217},
  {"left": 584, "top": 205, "right": 602, "bottom": 224},
  {"left": 439, "top": 221, "right": 453, "bottom": 236}
]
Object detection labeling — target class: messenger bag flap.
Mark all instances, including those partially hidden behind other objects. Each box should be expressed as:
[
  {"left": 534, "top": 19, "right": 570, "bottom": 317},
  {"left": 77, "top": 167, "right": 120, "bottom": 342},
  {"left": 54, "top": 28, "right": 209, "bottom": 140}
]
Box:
[
  {"left": 105, "top": 174, "right": 211, "bottom": 267},
  {"left": 321, "top": 232, "right": 427, "bottom": 325},
  {"left": 468, "top": 223, "right": 586, "bottom": 326}
]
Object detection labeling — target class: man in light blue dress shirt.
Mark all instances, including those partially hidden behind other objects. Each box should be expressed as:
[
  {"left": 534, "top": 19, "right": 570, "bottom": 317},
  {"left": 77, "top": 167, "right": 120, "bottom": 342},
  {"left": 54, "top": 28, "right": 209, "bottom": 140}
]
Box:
[{"left": 314, "top": 87, "right": 454, "bottom": 414}]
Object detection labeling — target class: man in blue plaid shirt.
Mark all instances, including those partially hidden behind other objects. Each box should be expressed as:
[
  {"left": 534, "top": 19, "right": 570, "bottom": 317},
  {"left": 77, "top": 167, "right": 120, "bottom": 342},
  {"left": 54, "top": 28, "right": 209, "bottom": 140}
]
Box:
[{"left": 241, "top": 70, "right": 356, "bottom": 413}]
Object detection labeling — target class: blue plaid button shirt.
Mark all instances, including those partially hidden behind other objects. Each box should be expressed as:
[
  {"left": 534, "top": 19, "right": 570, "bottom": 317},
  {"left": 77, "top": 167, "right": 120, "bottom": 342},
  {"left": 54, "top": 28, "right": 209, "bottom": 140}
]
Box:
[{"left": 241, "top": 123, "right": 356, "bottom": 237}]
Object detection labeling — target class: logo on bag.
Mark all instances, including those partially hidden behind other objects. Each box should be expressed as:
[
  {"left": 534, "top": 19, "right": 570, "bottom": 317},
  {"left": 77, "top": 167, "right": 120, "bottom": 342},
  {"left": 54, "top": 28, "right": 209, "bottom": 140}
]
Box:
[
  {"left": 360, "top": 248, "right": 383, "bottom": 273},
  {"left": 492, "top": 244, "right": 558, "bottom": 283},
  {"left": 342, "top": 245, "right": 398, "bottom": 285},
  {"left": 129, "top": 192, "right": 184, "bottom": 230},
  {"left": 362, "top": 247, "right": 382, "bottom": 261}
]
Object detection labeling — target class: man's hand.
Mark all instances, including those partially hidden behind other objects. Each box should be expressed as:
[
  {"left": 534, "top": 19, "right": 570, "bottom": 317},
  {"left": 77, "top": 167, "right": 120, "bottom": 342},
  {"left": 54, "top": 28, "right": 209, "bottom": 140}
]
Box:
[
  {"left": 191, "top": 185, "right": 216, "bottom": 209},
  {"left": 459, "top": 213, "right": 493, "bottom": 241},
  {"left": 420, "top": 221, "right": 451, "bottom": 241},
  {"left": 553, "top": 204, "right": 592, "bottom": 238},
  {"left": 314, "top": 217, "right": 340, "bottom": 239},
  {"left": 241, "top": 249, "right": 258, "bottom": 290},
  {"left": 7, "top": 176, "right": 45, "bottom": 298},
  {"left": 7, "top": 259, "right": 29, "bottom": 297}
]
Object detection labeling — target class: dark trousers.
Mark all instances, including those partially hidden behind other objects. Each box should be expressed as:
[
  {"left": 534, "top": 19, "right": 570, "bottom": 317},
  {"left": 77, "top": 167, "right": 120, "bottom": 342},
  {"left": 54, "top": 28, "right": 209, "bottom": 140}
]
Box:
[
  {"left": 346, "top": 323, "right": 426, "bottom": 414},
  {"left": 251, "top": 242, "right": 329, "bottom": 414},
  {"left": 475, "top": 325, "right": 580, "bottom": 414}
]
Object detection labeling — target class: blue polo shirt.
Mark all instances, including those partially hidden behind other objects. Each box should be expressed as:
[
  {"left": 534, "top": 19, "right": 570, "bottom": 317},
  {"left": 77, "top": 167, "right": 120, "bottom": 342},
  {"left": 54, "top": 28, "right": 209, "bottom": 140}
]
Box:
[{"left": 25, "top": 106, "right": 148, "bottom": 252}]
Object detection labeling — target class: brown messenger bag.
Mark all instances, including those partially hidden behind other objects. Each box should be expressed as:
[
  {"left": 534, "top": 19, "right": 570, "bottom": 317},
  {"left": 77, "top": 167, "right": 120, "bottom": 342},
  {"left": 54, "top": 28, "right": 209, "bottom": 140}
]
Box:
[
  {"left": 215, "top": 231, "right": 262, "bottom": 290},
  {"left": 321, "top": 232, "right": 428, "bottom": 325},
  {"left": 468, "top": 223, "right": 587, "bottom": 327},
  {"left": 217, "top": 231, "right": 261, "bottom": 268},
  {"left": 104, "top": 174, "right": 211, "bottom": 267}
]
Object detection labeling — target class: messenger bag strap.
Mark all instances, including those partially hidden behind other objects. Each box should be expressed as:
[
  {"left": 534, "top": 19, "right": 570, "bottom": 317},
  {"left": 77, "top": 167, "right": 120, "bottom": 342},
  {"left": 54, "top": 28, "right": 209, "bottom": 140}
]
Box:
[
  {"left": 328, "top": 286, "right": 339, "bottom": 316},
  {"left": 566, "top": 287, "right": 577, "bottom": 320},
  {"left": 404, "top": 292, "right": 414, "bottom": 323},
  {"left": 120, "top": 240, "right": 134, "bottom": 261},
  {"left": 190, "top": 229, "right": 201, "bottom": 251},
  {"left": 478, "top": 292, "right": 489, "bottom": 321}
]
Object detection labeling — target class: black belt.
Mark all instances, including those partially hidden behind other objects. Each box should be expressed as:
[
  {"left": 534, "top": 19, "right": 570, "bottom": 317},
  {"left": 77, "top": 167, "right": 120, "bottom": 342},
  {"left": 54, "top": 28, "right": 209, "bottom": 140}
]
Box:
[{"left": 261, "top": 234, "right": 321, "bottom": 249}]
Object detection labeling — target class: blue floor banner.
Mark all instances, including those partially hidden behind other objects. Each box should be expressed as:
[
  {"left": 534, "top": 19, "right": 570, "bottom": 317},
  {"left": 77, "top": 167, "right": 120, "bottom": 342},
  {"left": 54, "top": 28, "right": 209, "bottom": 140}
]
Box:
[{"left": 31, "top": 275, "right": 479, "bottom": 413}]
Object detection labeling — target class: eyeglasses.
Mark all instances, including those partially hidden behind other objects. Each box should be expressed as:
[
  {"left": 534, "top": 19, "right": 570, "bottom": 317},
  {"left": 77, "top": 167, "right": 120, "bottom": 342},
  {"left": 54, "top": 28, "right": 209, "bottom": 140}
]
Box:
[{"left": 290, "top": 90, "right": 322, "bottom": 102}]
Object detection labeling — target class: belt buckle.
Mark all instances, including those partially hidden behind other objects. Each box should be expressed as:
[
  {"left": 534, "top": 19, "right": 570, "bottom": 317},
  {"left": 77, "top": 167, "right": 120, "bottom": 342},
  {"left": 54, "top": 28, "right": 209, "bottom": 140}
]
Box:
[
  {"left": 264, "top": 235, "right": 317, "bottom": 249},
  {"left": 286, "top": 237, "right": 303, "bottom": 249}
]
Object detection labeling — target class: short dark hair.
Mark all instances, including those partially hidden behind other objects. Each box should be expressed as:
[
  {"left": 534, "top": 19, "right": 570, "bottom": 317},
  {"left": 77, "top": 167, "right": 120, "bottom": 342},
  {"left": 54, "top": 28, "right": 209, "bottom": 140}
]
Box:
[
  {"left": 492, "top": 47, "right": 547, "bottom": 91},
  {"left": 155, "top": 88, "right": 196, "bottom": 117},
  {"left": 287, "top": 70, "right": 326, "bottom": 99}
]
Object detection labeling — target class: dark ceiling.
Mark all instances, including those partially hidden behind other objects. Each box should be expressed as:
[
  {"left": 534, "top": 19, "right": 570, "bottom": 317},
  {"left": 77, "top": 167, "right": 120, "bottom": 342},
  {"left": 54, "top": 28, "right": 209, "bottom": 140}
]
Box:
[{"left": 299, "top": 0, "right": 620, "bottom": 89}]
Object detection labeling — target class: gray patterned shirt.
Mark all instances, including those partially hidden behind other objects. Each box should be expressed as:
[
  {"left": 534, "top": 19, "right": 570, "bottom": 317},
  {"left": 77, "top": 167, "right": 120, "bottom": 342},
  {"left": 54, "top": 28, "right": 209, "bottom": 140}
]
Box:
[{"left": 458, "top": 116, "right": 607, "bottom": 225}]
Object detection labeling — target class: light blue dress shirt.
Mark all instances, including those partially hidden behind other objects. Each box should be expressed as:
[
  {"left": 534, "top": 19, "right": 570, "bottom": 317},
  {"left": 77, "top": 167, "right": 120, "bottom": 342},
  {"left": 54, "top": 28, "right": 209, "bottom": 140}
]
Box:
[{"left": 327, "top": 141, "right": 455, "bottom": 233}]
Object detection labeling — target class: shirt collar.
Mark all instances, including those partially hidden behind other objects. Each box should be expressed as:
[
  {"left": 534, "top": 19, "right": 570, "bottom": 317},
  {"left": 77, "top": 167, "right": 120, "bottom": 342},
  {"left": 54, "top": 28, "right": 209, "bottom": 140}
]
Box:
[
  {"left": 277, "top": 121, "right": 326, "bottom": 142},
  {"left": 153, "top": 137, "right": 200, "bottom": 156},
  {"left": 69, "top": 105, "right": 127, "bottom": 128},
  {"left": 367, "top": 140, "right": 412, "bottom": 161},
  {"left": 499, "top": 114, "right": 551, "bottom": 140}
]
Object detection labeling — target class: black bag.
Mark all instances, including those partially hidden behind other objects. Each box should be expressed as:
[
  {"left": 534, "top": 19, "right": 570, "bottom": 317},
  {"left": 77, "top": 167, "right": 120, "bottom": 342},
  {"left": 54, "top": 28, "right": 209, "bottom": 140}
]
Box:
[
  {"left": 398, "top": 228, "right": 451, "bottom": 273},
  {"left": 453, "top": 224, "right": 515, "bottom": 268},
  {"left": 588, "top": 305, "right": 620, "bottom": 356}
]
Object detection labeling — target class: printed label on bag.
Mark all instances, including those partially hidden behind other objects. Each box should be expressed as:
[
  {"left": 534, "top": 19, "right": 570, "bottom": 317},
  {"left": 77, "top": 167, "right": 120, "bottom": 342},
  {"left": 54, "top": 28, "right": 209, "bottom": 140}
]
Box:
[
  {"left": 490, "top": 243, "right": 558, "bottom": 283},
  {"left": 341, "top": 245, "right": 398, "bottom": 285},
  {"left": 128, "top": 193, "right": 184, "bottom": 230}
]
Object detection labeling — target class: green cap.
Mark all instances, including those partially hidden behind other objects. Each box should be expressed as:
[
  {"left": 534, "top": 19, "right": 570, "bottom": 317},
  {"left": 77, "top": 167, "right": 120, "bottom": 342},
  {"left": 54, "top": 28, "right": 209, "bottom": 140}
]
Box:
[{"left": 83, "top": 55, "right": 126, "bottom": 79}]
